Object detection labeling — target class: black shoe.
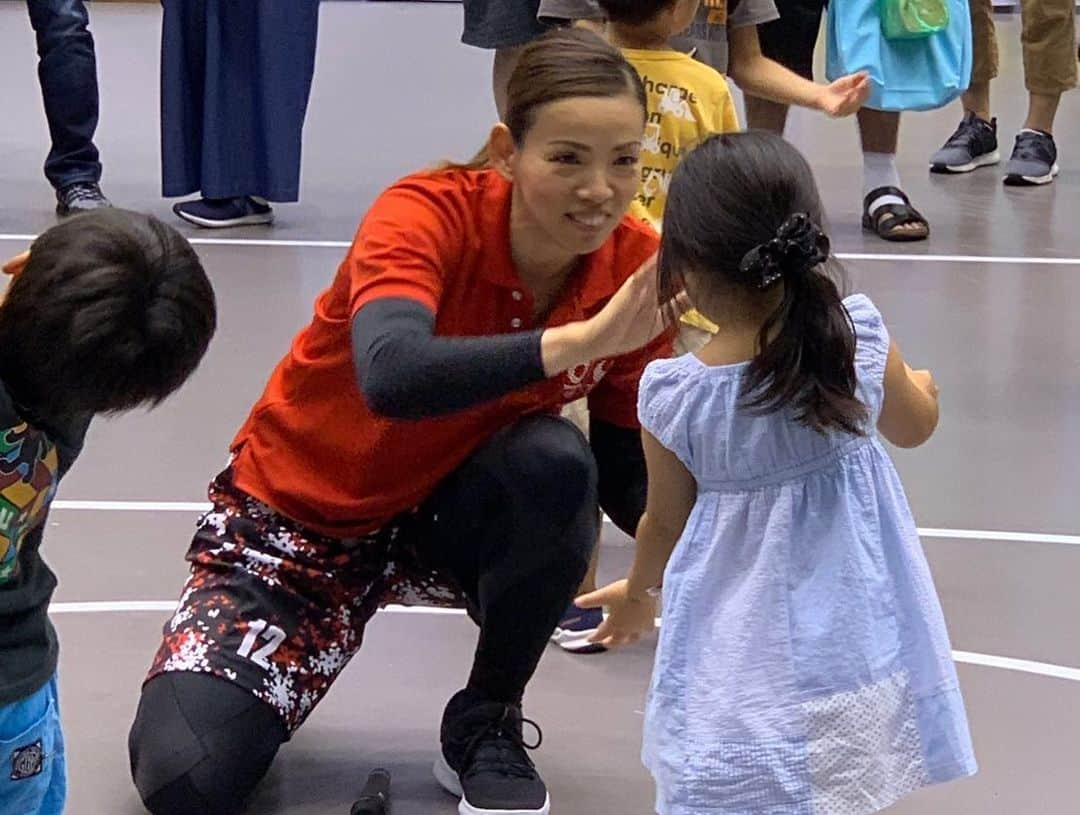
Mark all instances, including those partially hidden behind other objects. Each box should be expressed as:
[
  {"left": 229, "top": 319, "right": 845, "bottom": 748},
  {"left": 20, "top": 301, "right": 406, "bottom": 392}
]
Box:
[
  {"left": 1003, "top": 130, "right": 1059, "bottom": 186},
  {"left": 929, "top": 112, "right": 999, "bottom": 174},
  {"left": 173, "top": 196, "right": 274, "bottom": 228},
  {"left": 435, "top": 689, "right": 550, "bottom": 815},
  {"left": 56, "top": 181, "right": 112, "bottom": 216}
]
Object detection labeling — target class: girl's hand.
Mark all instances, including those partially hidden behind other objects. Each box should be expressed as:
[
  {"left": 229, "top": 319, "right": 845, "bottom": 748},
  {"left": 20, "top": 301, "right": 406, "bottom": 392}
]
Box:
[
  {"left": 2, "top": 251, "right": 30, "bottom": 277},
  {"left": 574, "top": 579, "right": 657, "bottom": 649},
  {"left": 817, "top": 72, "right": 871, "bottom": 118}
]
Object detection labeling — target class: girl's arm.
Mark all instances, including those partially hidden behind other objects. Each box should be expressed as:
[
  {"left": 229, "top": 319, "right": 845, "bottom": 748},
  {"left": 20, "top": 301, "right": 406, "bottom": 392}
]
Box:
[
  {"left": 575, "top": 428, "right": 696, "bottom": 649},
  {"left": 878, "top": 341, "right": 940, "bottom": 448},
  {"left": 626, "top": 430, "right": 697, "bottom": 598},
  {"left": 726, "top": 24, "right": 869, "bottom": 117}
]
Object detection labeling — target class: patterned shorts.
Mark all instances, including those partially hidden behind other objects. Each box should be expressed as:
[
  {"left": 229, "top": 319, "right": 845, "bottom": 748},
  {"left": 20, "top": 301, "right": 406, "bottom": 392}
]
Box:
[{"left": 146, "top": 469, "right": 467, "bottom": 734}]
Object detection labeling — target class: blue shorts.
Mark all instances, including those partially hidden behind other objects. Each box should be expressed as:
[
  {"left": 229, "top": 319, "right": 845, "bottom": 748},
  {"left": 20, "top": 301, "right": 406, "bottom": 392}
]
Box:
[
  {"left": 461, "top": 0, "right": 545, "bottom": 49},
  {"left": 0, "top": 676, "right": 66, "bottom": 815}
]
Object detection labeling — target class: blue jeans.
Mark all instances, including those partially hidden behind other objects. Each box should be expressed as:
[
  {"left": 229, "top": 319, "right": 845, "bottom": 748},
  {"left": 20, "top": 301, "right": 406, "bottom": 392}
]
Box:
[
  {"left": 26, "top": 0, "right": 102, "bottom": 190},
  {"left": 0, "top": 675, "right": 66, "bottom": 815}
]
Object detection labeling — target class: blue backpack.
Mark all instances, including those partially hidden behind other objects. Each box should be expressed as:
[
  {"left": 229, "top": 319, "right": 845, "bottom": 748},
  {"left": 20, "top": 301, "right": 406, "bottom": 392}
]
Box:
[{"left": 826, "top": 0, "right": 973, "bottom": 112}]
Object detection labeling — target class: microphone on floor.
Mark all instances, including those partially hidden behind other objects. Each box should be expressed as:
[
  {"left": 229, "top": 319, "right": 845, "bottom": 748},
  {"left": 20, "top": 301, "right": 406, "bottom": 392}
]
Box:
[{"left": 350, "top": 768, "right": 392, "bottom": 815}]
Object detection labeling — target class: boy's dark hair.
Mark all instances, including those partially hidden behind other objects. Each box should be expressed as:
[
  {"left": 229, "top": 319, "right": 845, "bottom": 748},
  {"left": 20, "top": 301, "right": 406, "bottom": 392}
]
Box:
[
  {"left": 0, "top": 208, "right": 216, "bottom": 421},
  {"left": 659, "top": 131, "right": 868, "bottom": 435},
  {"left": 597, "top": 0, "right": 678, "bottom": 26}
]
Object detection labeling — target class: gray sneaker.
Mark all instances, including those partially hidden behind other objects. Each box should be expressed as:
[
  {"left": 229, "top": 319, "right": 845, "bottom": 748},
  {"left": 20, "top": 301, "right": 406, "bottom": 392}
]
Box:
[
  {"left": 1003, "top": 130, "right": 1059, "bottom": 186},
  {"left": 930, "top": 112, "right": 999, "bottom": 174},
  {"left": 56, "top": 181, "right": 112, "bottom": 217}
]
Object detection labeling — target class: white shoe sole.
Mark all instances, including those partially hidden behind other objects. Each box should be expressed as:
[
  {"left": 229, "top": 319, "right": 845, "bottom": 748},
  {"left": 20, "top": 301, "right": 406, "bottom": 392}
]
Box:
[
  {"left": 174, "top": 210, "right": 274, "bottom": 229},
  {"left": 1004, "top": 162, "right": 1060, "bottom": 186},
  {"left": 433, "top": 753, "right": 551, "bottom": 815},
  {"left": 549, "top": 626, "right": 606, "bottom": 653},
  {"left": 930, "top": 149, "right": 1000, "bottom": 173}
]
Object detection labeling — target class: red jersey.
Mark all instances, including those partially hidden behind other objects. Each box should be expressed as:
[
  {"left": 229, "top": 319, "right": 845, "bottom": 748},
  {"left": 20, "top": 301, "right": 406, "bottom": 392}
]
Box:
[{"left": 230, "top": 169, "right": 669, "bottom": 536}]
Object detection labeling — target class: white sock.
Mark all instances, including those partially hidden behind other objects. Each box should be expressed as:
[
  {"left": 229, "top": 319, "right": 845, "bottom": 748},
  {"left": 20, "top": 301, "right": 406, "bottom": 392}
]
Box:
[{"left": 862, "top": 152, "right": 904, "bottom": 214}]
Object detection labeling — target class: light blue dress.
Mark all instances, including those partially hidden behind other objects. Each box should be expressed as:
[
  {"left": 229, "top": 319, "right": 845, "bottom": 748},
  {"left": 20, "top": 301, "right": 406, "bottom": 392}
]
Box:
[{"left": 639, "top": 295, "right": 976, "bottom": 815}]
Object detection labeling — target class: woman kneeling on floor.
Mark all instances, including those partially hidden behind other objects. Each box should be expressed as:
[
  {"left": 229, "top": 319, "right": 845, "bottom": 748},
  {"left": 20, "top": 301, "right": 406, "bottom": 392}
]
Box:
[{"left": 128, "top": 28, "right": 675, "bottom": 815}]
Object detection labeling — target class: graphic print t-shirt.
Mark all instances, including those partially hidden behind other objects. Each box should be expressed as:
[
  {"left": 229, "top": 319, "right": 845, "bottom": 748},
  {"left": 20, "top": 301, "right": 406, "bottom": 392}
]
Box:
[
  {"left": 0, "top": 380, "right": 87, "bottom": 705},
  {"left": 622, "top": 49, "right": 740, "bottom": 230}
]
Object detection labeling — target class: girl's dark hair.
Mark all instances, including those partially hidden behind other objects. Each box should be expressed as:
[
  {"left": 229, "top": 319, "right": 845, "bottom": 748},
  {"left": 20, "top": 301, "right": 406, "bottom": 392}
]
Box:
[
  {"left": 659, "top": 131, "right": 868, "bottom": 435},
  {"left": 0, "top": 208, "right": 217, "bottom": 422},
  {"left": 440, "top": 27, "right": 647, "bottom": 170}
]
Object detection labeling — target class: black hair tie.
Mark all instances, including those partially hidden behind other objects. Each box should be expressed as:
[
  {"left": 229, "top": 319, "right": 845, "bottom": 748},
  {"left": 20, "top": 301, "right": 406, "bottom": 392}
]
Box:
[{"left": 739, "top": 213, "right": 830, "bottom": 290}]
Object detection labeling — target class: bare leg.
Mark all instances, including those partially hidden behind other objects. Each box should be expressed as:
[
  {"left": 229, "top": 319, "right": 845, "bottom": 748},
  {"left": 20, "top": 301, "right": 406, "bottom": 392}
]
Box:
[
  {"left": 858, "top": 108, "right": 927, "bottom": 239},
  {"left": 745, "top": 96, "right": 790, "bottom": 135},
  {"left": 493, "top": 45, "right": 525, "bottom": 120},
  {"left": 961, "top": 80, "right": 992, "bottom": 121},
  {"left": 857, "top": 107, "right": 900, "bottom": 154},
  {"left": 1024, "top": 91, "right": 1062, "bottom": 134}
]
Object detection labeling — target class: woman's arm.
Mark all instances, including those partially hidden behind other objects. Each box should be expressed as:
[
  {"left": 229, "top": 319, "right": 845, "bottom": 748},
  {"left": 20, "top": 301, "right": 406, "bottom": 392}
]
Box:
[{"left": 353, "top": 255, "right": 672, "bottom": 419}]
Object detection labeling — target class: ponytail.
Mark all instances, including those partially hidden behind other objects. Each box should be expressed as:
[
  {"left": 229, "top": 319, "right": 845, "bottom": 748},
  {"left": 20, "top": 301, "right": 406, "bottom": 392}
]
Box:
[
  {"left": 739, "top": 214, "right": 867, "bottom": 435},
  {"left": 431, "top": 145, "right": 492, "bottom": 173}
]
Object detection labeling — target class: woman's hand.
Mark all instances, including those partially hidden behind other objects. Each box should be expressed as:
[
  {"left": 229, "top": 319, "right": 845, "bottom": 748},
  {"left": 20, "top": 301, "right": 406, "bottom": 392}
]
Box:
[
  {"left": 574, "top": 579, "right": 657, "bottom": 650},
  {"left": 584, "top": 255, "right": 668, "bottom": 359},
  {"left": 540, "top": 254, "right": 685, "bottom": 376}
]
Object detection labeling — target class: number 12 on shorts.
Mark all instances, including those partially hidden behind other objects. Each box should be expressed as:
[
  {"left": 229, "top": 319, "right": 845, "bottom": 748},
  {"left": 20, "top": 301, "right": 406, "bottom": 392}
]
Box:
[{"left": 237, "top": 618, "right": 286, "bottom": 668}]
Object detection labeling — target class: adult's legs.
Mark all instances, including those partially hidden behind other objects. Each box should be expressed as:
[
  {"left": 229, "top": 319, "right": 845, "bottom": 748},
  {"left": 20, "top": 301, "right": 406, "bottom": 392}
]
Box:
[
  {"left": 419, "top": 415, "right": 597, "bottom": 813},
  {"left": 929, "top": 0, "right": 999, "bottom": 175},
  {"left": 1019, "top": 0, "right": 1076, "bottom": 133},
  {"left": 962, "top": 0, "right": 997, "bottom": 121},
  {"left": 420, "top": 414, "right": 598, "bottom": 703},
  {"left": 128, "top": 470, "right": 398, "bottom": 814},
  {"left": 998, "top": 0, "right": 1076, "bottom": 185},
  {"left": 129, "top": 673, "right": 285, "bottom": 815},
  {"left": 162, "top": 0, "right": 319, "bottom": 202},
  {"left": 26, "top": 0, "right": 101, "bottom": 190}
]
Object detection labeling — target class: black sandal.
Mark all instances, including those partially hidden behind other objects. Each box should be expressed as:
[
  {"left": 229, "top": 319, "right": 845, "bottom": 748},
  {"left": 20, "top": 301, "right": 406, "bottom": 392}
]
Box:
[{"left": 861, "top": 186, "right": 930, "bottom": 242}]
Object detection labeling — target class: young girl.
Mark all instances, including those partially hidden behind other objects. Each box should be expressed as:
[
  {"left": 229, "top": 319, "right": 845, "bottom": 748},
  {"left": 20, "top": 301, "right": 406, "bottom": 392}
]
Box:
[{"left": 577, "top": 131, "right": 977, "bottom": 814}]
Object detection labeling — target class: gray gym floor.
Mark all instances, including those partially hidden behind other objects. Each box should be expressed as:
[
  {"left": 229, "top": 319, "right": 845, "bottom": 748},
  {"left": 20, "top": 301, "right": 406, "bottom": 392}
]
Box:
[{"left": 2, "top": 3, "right": 1079, "bottom": 813}]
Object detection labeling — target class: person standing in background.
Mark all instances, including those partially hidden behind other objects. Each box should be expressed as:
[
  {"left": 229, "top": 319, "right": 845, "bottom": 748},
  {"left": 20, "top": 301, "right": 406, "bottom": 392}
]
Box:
[
  {"left": 26, "top": 0, "right": 112, "bottom": 216},
  {"left": 930, "top": 0, "right": 1077, "bottom": 186},
  {"left": 162, "top": 0, "right": 320, "bottom": 228}
]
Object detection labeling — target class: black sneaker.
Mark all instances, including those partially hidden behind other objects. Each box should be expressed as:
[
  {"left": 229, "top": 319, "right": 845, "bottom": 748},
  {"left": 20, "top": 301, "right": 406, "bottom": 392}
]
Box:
[
  {"left": 173, "top": 196, "right": 274, "bottom": 228},
  {"left": 435, "top": 689, "right": 550, "bottom": 815},
  {"left": 929, "top": 112, "right": 999, "bottom": 173},
  {"left": 1003, "top": 130, "right": 1059, "bottom": 186},
  {"left": 56, "top": 181, "right": 112, "bottom": 216}
]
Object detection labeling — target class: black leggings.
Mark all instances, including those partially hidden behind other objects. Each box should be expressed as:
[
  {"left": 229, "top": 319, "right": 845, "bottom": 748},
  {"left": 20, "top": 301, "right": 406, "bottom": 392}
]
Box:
[{"left": 129, "top": 415, "right": 599, "bottom": 815}]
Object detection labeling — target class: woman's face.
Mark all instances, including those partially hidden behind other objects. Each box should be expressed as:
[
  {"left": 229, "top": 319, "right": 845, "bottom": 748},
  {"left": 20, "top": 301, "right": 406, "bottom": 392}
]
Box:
[{"left": 504, "top": 94, "right": 644, "bottom": 264}]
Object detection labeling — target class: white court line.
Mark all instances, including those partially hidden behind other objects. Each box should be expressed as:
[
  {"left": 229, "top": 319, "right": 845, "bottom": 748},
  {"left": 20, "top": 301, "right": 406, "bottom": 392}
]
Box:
[
  {"left": 48, "top": 500, "right": 1080, "bottom": 547},
  {"left": 53, "top": 500, "right": 210, "bottom": 512},
  {"left": 2, "top": 232, "right": 1079, "bottom": 265},
  {"left": 951, "top": 651, "right": 1080, "bottom": 683},
  {"left": 48, "top": 601, "right": 1080, "bottom": 683},
  {"left": 920, "top": 527, "right": 1080, "bottom": 546}
]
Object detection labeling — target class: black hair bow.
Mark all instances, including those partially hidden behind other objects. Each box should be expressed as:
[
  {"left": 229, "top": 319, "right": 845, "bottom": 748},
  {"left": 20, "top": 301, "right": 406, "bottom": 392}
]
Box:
[{"left": 739, "top": 213, "right": 830, "bottom": 290}]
